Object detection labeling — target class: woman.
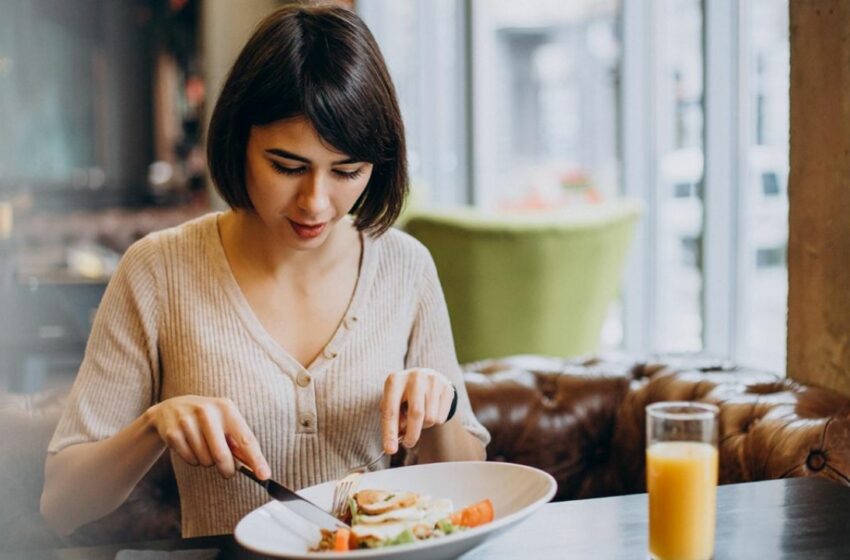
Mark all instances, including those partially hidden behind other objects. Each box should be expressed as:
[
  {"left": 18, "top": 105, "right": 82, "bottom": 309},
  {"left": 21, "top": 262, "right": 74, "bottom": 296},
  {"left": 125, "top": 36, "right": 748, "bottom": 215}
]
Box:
[{"left": 40, "top": 4, "right": 488, "bottom": 538}]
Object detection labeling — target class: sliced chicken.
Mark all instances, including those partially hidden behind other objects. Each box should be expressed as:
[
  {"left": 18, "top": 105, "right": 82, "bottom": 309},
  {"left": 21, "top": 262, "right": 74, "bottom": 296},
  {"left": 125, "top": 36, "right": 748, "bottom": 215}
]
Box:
[{"left": 355, "top": 489, "right": 418, "bottom": 515}]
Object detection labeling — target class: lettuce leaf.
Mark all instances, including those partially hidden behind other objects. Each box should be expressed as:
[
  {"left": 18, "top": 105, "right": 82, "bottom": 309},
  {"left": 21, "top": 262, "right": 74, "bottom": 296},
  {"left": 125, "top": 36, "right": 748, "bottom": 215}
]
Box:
[
  {"left": 437, "top": 519, "right": 462, "bottom": 535},
  {"left": 383, "top": 528, "right": 416, "bottom": 547},
  {"left": 348, "top": 497, "right": 360, "bottom": 525}
]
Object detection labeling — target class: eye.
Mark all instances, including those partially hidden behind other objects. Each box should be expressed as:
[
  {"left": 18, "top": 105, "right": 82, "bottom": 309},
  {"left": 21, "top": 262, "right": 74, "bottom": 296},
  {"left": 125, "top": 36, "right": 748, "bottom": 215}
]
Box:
[
  {"left": 332, "top": 167, "right": 366, "bottom": 181},
  {"left": 270, "top": 161, "right": 306, "bottom": 176}
]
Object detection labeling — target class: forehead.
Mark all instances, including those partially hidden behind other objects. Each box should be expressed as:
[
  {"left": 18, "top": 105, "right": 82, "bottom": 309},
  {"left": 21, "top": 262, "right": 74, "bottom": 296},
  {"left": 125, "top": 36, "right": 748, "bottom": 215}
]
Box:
[{"left": 249, "top": 116, "right": 347, "bottom": 159}]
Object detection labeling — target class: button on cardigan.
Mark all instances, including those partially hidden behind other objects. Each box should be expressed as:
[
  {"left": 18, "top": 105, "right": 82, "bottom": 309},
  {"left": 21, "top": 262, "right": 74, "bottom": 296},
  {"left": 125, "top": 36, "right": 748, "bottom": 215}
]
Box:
[{"left": 48, "top": 213, "right": 490, "bottom": 537}]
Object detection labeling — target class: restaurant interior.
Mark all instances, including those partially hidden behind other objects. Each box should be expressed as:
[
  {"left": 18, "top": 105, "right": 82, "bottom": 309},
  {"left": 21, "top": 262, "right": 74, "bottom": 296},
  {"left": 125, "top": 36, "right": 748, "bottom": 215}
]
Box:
[{"left": 2, "top": 0, "right": 850, "bottom": 558}]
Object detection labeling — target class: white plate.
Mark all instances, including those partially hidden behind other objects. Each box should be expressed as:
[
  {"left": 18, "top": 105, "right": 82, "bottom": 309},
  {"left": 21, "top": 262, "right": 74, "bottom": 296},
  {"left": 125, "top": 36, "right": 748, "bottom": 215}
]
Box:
[{"left": 234, "top": 461, "right": 557, "bottom": 559}]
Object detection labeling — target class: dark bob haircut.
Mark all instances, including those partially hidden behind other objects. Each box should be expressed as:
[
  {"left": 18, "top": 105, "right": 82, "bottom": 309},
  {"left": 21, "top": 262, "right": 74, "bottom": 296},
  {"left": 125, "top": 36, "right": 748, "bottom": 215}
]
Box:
[{"left": 206, "top": 3, "right": 407, "bottom": 235}]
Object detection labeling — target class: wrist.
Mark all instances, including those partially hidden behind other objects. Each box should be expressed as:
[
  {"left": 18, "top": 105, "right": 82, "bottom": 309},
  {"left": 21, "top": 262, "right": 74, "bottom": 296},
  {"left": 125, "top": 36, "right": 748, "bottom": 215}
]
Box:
[
  {"left": 141, "top": 403, "right": 161, "bottom": 433},
  {"left": 411, "top": 412, "right": 466, "bottom": 464},
  {"left": 420, "top": 410, "right": 462, "bottom": 443},
  {"left": 140, "top": 404, "right": 170, "bottom": 457}
]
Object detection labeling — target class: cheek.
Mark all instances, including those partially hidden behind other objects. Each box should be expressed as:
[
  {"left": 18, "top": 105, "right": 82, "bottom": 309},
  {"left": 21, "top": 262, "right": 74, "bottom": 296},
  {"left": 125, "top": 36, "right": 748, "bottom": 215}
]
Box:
[
  {"left": 247, "top": 169, "right": 295, "bottom": 205},
  {"left": 341, "top": 180, "right": 369, "bottom": 209},
  {"left": 244, "top": 162, "right": 272, "bottom": 202},
  {"left": 346, "top": 169, "right": 373, "bottom": 203}
]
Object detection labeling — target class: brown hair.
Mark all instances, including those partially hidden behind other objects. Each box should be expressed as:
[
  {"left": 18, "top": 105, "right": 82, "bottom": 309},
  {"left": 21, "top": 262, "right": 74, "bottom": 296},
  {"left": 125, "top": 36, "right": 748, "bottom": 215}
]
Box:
[{"left": 206, "top": 4, "right": 407, "bottom": 235}]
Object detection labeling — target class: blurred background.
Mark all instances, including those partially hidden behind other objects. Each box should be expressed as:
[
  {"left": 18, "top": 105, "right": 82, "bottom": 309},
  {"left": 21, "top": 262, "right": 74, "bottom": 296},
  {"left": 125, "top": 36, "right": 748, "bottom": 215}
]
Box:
[{"left": 0, "top": 0, "right": 789, "bottom": 393}]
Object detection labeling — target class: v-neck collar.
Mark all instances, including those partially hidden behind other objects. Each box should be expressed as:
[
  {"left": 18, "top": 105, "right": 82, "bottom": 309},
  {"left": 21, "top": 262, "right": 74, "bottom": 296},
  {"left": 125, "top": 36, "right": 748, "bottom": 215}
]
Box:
[{"left": 204, "top": 212, "right": 378, "bottom": 381}]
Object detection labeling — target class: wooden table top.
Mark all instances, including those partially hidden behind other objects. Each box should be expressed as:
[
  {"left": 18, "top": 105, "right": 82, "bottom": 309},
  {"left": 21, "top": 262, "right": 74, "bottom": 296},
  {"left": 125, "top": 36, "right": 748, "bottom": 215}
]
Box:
[{"left": 6, "top": 477, "right": 850, "bottom": 560}]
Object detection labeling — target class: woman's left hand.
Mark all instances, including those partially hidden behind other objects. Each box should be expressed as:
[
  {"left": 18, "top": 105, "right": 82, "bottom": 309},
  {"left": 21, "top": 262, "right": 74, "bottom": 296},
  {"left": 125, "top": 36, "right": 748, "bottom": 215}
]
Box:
[{"left": 381, "top": 368, "right": 455, "bottom": 454}]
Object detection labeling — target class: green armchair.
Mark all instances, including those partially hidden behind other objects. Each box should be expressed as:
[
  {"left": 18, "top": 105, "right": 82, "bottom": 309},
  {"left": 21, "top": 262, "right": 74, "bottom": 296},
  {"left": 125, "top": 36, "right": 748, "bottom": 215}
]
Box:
[{"left": 405, "top": 200, "right": 642, "bottom": 363}]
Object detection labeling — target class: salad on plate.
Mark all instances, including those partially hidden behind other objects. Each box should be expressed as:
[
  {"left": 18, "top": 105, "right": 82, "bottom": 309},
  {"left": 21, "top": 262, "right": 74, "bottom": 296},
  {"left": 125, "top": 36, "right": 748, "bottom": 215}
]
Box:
[{"left": 312, "top": 489, "right": 494, "bottom": 552}]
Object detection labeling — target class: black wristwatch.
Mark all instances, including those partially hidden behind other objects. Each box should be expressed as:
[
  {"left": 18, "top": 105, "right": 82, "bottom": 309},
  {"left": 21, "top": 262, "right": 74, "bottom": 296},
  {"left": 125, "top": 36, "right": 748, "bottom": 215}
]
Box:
[{"left": 446, "top": 384, "right": 458, "bottom": 422}]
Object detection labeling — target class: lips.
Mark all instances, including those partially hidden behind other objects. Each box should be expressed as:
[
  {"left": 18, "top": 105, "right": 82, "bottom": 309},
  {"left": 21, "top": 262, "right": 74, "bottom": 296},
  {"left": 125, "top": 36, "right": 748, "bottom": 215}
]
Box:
[{"left": 288, "top": 219, "right": 327, "bottom": 239}]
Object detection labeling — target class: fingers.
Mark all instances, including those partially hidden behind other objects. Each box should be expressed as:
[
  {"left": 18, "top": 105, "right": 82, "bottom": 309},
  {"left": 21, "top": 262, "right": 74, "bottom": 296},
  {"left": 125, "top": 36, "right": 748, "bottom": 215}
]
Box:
[
  {"left": 222, "top": 404, "right": 271, "bottom": 480},
  {"left": 401, "top": 374, "right": 427, "bottom": 449},
  {"left": 381, "top": 373, "right": 407, "bottom": 454},
  {"left": 162, "top": 426, "right": 200, "bottom": 467},
  {"left": 198, "top": 403, "right": 235, "bottom": 478},
  {"left": 424, "top": 377, "right": 451, "bottom": 428},
  {"left": 153, "top": 396, "right": 269, "bottom": 480},
  {"left": 178, "top": 413, "right": 213, "bottom": 467},
  {"left": 383, "top": 370, "right": 454, "bottom": 452},
  {"left": 398, "top": 403, "right": 408, "bottom": 435}
]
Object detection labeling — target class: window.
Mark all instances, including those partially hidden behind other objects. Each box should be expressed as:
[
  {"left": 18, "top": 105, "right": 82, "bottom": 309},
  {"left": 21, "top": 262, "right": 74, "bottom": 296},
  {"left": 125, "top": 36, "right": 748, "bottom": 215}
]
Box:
[
  {"left": 0, "top": 0, "right": 202, "bottom": 206},
  {"left": 651, "top": 0, "right": 704, "bottom": 353},
  {"left": 360, "top": 1, "right": 790, "bottom": 372},
  {"left": 0, "top": 1, "right": 102, "bottom": 186},
  {"left": 357, "top": 0, "right": 469, "bottom": 206},
  {"left": 736, "top": 0, "right": 789, "bottom": 373},
  {"left": 470, "top": 0, "right": 621, "bottom": 209}
]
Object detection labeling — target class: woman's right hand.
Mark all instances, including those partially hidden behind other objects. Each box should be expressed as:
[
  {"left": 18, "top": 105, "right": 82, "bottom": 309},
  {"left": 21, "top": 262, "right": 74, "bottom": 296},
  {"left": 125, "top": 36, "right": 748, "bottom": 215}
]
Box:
[{"left": 145, "top": 396, "right": 271, "bottom": 480}]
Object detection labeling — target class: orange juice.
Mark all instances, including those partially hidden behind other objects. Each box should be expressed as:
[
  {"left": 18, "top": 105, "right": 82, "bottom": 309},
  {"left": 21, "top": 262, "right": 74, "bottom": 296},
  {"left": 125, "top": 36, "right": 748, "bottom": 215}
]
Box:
[{"left": 647, "top": 441, "right": 718, "bottom": 560}]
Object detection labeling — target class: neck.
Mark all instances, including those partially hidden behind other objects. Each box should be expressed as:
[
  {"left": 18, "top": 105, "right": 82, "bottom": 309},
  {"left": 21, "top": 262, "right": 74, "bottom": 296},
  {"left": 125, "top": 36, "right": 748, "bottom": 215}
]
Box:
[{"left": 218, "top": 210, "right": 358, "bottom": 281}]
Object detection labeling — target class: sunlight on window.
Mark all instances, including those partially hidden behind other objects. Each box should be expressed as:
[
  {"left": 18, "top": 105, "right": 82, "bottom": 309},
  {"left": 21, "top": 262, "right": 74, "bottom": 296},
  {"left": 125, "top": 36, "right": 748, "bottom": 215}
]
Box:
[
  {"left": 361, "top": 1, "right": 791, "bottom": 368},
  {"left": 654, "top": 0, "right": 704, "bottom": 353},
  {"left": 737, "top": 0, "right": 789, "bottom": 373},
  {"left": 472, "top": 0, "right": 621, "bottom": 210}
]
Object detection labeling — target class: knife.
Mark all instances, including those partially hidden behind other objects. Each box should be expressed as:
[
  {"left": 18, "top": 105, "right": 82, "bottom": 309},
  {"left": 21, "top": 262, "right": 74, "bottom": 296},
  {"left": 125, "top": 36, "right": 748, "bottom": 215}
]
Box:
[{"left": 238, "top": 463, "right": 350, "bottom": 531}]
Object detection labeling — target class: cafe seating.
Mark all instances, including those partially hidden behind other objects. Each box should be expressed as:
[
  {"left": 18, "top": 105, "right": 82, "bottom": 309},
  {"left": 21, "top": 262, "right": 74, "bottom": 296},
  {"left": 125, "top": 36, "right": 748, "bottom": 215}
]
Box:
[
  {"left": 3, "top": 353, "right": 850, "bottom": 550},
  {"left": 404, "top": 201, "right": 641, "bottom": 363},
  {"left": 464, "top": 354, "right": 850, "bottom": 501}
]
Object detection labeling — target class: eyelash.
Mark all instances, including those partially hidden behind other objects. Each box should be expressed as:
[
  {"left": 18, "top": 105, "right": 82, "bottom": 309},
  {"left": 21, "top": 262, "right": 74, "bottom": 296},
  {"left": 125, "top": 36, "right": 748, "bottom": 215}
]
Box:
[{"left": 270, "top": 161, "right": 365, "bottom": 181}]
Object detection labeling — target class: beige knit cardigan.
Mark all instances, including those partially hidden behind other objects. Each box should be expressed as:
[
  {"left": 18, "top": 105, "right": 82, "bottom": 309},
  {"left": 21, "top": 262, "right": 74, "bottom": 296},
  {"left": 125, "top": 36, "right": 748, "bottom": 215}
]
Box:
[{"left": 49, "top": 213, "right": 490, "bottom": 537}]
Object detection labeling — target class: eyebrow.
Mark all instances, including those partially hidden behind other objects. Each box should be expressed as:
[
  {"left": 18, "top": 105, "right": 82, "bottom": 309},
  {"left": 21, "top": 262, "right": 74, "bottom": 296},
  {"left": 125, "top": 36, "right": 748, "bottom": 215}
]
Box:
[{"left": 264, "top": 148, "right": 357, "bottom": 165}]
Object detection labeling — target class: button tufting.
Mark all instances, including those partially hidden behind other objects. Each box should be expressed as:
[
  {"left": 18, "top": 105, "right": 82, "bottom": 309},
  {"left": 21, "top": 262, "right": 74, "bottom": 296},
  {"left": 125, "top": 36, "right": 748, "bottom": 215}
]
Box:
[{"left": 807, "top": 450, "right": 827, "bottom": 471}]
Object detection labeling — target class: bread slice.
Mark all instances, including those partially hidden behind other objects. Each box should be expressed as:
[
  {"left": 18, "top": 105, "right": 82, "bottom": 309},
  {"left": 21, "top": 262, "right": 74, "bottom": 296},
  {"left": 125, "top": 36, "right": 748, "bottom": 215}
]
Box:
[{"left": 354, "top": 490, "right": 418, "bottom": 515}]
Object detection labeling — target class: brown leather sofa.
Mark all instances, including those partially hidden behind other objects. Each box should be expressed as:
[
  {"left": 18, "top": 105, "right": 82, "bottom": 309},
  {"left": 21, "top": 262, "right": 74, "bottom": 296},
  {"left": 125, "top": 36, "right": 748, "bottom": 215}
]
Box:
[
  {"left": 466, "top": 355, "right": 850, "bottom": 500},
  {"left": 3, "top": 354, "right": 850, "bottom": 551}
]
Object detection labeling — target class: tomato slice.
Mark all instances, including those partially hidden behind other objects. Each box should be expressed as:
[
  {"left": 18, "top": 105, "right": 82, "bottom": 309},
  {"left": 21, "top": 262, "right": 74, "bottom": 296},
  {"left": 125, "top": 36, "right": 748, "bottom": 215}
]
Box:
[
  {"left": 450, "top": 498, "right": 495, "bottom": 528},
  {"left": 333, "top": 528, "right": 351, "bottom": 551}
]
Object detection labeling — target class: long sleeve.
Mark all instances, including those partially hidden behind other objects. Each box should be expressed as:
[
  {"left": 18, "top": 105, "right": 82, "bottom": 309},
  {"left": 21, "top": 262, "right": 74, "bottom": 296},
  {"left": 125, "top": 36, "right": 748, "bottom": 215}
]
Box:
[
  {"left": 48, "top": 235, "right": 163, "bottom": 453},
  {"left": 405, "top": 250, "right": 491, "bottom": 448},
  {"left": 42, "top": 215, "right": 489, "bottom": 537}
]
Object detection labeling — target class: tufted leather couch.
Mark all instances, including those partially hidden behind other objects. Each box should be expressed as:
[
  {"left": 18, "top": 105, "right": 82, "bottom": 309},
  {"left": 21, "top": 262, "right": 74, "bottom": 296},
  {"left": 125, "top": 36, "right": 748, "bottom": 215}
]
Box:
[
  {"left": 465, "top": 355, "right": 850, "bottom": 501},
  {"left": 3, "top": 354, "right": 850, "bottom": 551}
]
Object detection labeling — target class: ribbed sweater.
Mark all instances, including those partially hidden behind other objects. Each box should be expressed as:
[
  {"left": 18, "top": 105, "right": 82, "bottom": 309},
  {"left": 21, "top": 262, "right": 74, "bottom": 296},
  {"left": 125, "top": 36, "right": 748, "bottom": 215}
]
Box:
[{"left": 48, "top": 212, "right": 490, "bottom": 537}]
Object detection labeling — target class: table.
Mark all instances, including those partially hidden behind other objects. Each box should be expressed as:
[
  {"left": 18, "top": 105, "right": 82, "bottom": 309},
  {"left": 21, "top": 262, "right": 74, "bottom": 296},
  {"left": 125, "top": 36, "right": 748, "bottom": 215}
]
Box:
[{"left": 6, "top": 478, "right": 850, "bottom": 559}]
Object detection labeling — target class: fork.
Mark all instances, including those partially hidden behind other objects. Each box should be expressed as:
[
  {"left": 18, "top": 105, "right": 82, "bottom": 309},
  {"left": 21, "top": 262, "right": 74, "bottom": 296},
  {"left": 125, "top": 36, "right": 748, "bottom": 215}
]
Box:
[{"left": 331, "top": 450, "right": 387, "bottom": 518}]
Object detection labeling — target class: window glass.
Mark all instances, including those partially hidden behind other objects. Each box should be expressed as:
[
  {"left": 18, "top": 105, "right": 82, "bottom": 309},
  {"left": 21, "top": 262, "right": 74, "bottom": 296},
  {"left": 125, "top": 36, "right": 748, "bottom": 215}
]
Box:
[
  {"left": 654, "top": 0, "right": 704, "bottom": 352},
  {"left": 737, "top": 0, "right": 789, "bottom": 373},
  {"left": 472, "top": 0, "right": 621, "bottom": 210}
]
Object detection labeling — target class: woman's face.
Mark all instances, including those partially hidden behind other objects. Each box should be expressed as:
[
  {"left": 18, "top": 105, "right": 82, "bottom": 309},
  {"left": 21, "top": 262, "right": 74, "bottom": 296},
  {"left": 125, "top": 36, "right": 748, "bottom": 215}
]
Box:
[{"left": 243, "top": 116, "right": 373, "bottom": 250}]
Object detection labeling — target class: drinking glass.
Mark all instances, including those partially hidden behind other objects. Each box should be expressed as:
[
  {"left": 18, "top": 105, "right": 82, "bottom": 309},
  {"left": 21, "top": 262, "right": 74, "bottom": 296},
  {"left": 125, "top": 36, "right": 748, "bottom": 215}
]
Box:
[{"left": 646, "top": 401, "right": 719, "bottom": 560}]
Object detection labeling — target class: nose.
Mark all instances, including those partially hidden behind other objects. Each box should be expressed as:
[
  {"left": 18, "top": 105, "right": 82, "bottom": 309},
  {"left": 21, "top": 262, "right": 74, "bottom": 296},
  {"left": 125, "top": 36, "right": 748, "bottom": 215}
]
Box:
[{"left": 296, "top": 171, "right": 331, "bottom": 217}]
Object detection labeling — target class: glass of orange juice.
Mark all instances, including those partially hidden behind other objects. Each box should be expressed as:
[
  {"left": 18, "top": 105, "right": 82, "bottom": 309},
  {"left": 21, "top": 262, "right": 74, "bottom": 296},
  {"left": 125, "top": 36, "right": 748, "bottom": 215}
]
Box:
[{"left": 646, "top": 402, "right": 719, "bottom": 560}]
